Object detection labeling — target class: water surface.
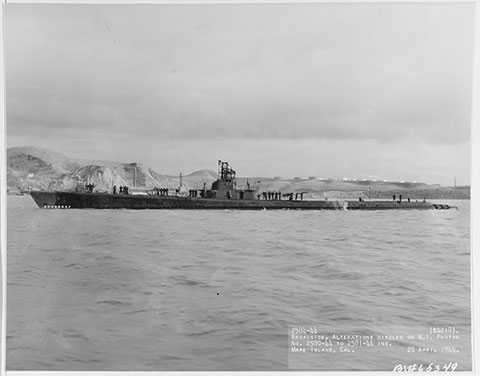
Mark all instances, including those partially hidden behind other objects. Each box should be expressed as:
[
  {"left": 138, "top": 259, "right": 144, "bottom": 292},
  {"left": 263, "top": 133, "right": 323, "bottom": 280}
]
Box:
[{"left": 7, "top": 196, "right": 471, "bottom": 371}]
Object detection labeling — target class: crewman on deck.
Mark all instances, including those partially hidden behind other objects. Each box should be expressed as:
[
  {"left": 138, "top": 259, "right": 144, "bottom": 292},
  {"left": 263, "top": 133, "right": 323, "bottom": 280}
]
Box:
[{"left": 113, "top": 185, "right": 117, "bottom": 194}]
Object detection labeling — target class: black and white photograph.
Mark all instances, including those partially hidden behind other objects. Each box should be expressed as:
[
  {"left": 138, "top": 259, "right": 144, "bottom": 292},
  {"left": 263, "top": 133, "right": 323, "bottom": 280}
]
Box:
[{"left": 2, "top": 0, "right": 475, "bottom": 372}]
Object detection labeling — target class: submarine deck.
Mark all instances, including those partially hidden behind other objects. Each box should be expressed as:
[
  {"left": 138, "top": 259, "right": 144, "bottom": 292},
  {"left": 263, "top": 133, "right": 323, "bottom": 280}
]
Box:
[{"left": 30, "top": 191, "right": 451, "bottom": 210}]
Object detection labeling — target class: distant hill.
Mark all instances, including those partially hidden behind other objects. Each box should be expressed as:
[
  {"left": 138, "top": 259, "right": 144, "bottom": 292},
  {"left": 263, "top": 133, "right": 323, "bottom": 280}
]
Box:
[
  {"left": 236, "top": 178, "right": 469, "bottom": 200},
  {"left": 7, "top": 146, "right": 217, "bottom": 193},
  {"left": 7, "top": 146, "right": 470, "bottom": 199},
  {"left": 246, "top": 177, "right": 470, "bottom": 200}
]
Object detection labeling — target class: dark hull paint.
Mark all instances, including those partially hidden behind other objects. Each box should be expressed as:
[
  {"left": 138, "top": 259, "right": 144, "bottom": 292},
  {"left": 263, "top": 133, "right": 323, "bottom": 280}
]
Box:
[{"left": 30, "top": 191, "right": 453, "bottom": 210}]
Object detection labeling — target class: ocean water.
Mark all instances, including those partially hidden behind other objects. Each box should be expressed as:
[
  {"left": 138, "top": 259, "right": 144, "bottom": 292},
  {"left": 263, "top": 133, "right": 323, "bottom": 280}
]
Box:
[{"left": 6, "top": 196, "right": 471, "bottom": 371}]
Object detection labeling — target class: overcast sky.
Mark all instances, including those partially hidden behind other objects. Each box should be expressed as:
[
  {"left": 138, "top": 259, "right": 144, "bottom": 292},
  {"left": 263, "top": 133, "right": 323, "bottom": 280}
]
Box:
[{"left": 5, "top": 2, "right": 474, "bottom": 185}]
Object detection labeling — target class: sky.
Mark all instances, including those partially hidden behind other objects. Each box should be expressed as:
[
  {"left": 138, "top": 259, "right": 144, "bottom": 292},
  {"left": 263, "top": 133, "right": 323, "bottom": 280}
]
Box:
[{"left": 5, "top": 2, "right": 474, "bottom": 185}]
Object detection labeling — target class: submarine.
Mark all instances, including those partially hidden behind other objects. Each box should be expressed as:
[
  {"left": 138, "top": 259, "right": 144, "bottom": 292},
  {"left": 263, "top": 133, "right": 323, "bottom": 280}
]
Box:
[{"left": 30, "top": 160, "right": 455, "bottom": 210}]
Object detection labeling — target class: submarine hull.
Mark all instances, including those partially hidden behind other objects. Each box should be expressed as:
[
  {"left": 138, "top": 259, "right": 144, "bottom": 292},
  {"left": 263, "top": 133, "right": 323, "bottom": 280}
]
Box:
[{"left": 30, "top": 191, "right": 451, "bottom": 210}]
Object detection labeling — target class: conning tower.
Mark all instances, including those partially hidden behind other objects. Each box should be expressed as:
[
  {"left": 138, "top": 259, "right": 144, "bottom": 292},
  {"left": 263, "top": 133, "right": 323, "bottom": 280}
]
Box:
[
  {"left": 207, "top": 160, "right": 256, "bottom": 200},
  {"left": 212, "top": 161, "right": 236, "bottom": 192}
]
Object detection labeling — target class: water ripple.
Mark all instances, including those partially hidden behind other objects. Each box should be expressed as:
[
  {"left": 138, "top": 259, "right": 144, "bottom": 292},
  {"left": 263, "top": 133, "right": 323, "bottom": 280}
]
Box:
[{"left": 6, "top": 197, "right": 471, "bottom": 371}]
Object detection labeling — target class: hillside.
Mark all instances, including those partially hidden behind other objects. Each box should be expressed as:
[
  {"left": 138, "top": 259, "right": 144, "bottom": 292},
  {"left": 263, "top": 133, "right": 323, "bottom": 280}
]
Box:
[
  {"left": 7, "top": 146, "right": 217, "bottom": 193},
  {"left": 6, "top": 146, "right": 470, "bottom": 199}
]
